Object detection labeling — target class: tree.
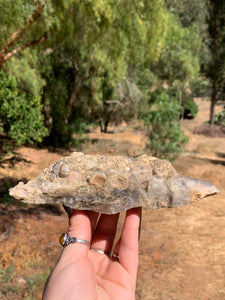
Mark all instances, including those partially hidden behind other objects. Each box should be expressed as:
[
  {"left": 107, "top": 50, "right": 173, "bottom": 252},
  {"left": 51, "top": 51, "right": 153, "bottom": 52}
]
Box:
[
  {"left": 149, "top": 11, "right": 201, "bottom": 124},
  {"left": 151, "top": 12, "right": 200, "bottom": 87},
  {"left": 207, "top": 0, "right": 225, "bottom": 125},
  {"left": 0, "top": 0, "right": 74, "bottom": 145},
  {"left": 40, "top": 0, "right": 169, "bottom": 145},
  {"left": 165, "top": 0, "right": 207, "bottom": 28},
  {"left": 164, "top": 0, "right": 209, "bottom": 73},
  {"left": 0, "top": 0, "right": 204, "bottom": 152},
  {"left": 0, "top": 1, "right": 56, "bottom": 146}
]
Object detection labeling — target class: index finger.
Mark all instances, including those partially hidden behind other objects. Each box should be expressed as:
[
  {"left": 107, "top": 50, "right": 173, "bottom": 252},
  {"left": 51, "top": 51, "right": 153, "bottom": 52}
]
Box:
[{"left": 118, "top": 207, "right": 141, "bottom": 275}]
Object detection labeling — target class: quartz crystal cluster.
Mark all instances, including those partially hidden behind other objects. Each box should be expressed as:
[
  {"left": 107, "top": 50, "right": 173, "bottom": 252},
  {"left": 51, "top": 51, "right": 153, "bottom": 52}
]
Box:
[{"left": 9, "top": 152, "right": 219, "bottom": 214}]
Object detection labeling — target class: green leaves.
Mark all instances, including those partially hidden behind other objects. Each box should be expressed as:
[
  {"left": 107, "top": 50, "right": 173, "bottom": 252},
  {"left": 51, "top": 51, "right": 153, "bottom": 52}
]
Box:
[
  {"left": 0, "top": 0, "right": 204, "bottom": 152},
  {"left": 153, "top": 13, "right": 200, "bottom": 85},
  {"left": 0, "top": 72, "right": 48, "bottom": 145},
  {"left": 144, "top": 89, "right": 188, "bottom": 160},
  {"left": 214, "top": 111, "right": 225, "bottom": 127}
]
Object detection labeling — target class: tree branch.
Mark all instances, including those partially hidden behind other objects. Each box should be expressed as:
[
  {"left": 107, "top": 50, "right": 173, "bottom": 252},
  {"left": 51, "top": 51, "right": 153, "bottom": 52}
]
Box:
[
  {"left": 0, "top": 2, "right": 45, "bottom": 69},
  {"left": 105, "top": 100, "right": 125, "bottom": 107},
  {"left": 4, "top": 34, "right": 47, "bottom": 62},
  {"left": 2, "top": 3, "right": 44, "bottom": 53}
]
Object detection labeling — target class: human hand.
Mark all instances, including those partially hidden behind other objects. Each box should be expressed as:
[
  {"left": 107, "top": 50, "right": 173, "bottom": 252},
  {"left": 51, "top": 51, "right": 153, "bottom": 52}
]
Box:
[{"left": 42, "top": 207, "right": 141, "bottom": 300}]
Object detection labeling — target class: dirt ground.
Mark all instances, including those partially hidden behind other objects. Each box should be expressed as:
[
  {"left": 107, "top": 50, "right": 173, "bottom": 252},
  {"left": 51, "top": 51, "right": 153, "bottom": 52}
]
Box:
[{"left": 0, "top": 98, "right": 225, "bottom": 299}]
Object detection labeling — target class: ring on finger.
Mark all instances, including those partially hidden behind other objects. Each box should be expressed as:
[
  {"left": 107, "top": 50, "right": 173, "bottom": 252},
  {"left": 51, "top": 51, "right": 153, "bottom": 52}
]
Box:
[
  {"left": 112, "top": 252, "right": 119, "bottom": 259},
  {"left": 59, "top": 233, "right": 90, "bottom": 248},
  {"left": 90, "top": 248, "right": 110, "bottom": 256}
]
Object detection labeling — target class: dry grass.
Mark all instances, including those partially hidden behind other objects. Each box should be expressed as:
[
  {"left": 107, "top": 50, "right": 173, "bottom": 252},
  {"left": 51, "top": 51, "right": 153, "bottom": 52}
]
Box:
[
  {"left": 85, "top": 138, "right": 145, "bottom": 156},
  {"left": 193, "top": 123, "right": 225, "bottom": 137}
]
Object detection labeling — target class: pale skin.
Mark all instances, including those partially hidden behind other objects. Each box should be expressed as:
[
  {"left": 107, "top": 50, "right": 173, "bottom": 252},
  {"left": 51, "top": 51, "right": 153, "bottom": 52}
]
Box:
[{"left": 42, "top": 207, "right": 141, "bottom": 300}]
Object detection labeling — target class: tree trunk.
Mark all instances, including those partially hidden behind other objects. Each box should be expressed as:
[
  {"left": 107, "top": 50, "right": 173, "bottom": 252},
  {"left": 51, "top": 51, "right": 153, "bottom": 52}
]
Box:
[
  {"left": 209, "top": 90, "right": 217, "bottom": 126},
  {"left": 99, "top": 121, "right": 104, "bottom": 132},
  {"left": 179, "top": 90, "right": 184, "bottom": 123},
  {"left": 208, "top": 1, "right": 219, "bottom": 127},
  {"left": 104, "top": 120, "right": 109, "bottom": 133},
  {"left": 65, "top": 79, "right": 81, "bottom": 124},
  {"left": 0, "top": 52, "right": 5, "bottom": 70},
  {"left": 41, "top": 86, "right": 51, "bottom": 131},
  {"left": 65, "top": 61, "right": 82, "bottom": 124}
]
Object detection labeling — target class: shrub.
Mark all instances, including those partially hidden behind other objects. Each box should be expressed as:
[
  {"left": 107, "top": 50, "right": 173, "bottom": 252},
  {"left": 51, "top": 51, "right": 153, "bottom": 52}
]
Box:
[
  {"left": 144, "top": 89, "right": 188, "bottom": 160},
  {"left": 169, "top": 86, "right": 198, "bottom": 119},
  {"left": 0, "top": 72, "right": 48, "bottom": 145},
  {"left": 214, "top": 110, "right": 225, "bottom": 127},
  {"left": 182, "top": 96, "right": 198, "bottom": 119}
]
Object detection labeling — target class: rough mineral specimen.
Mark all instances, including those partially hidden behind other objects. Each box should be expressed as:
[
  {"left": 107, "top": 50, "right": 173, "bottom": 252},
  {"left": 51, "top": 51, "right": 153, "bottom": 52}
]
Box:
[{"left": 9, "top": 152, "right": 220, "bottom": 214}]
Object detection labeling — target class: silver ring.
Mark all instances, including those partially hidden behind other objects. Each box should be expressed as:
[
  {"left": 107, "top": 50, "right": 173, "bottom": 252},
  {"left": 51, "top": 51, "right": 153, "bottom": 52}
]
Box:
[
  {"left": 59, "top": 233, "right": 90, "bottom": 248},
  {"left": 112, "top": 253, "right": 119, "bottom": 259},
  {"left": 90, "top": 248, "right": 109, "bottom": 256}
]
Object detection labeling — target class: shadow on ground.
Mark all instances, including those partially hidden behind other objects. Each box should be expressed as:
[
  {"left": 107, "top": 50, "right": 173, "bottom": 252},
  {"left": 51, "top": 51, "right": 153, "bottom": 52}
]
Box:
[{"left": 0, "top": 176, "right": 63, "bottom": 243}]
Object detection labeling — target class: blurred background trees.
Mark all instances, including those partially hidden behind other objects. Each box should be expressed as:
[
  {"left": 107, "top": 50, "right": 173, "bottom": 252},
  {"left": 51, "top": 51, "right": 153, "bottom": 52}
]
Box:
[
  {"left": 0, "top": 0, "right": 224, "bottom": 158},
  {"left": 207, "top": 0, "right": 225, "bottom": 125}
]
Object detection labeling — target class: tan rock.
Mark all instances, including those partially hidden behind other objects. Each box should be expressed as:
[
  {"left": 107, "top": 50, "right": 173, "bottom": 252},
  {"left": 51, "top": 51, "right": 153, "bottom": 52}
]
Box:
[{"left": 9, "top": 152, "right": 220, "bottom": 214}]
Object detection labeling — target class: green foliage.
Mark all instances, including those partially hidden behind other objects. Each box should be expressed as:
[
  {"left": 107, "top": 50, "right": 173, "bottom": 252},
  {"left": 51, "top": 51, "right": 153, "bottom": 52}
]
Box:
[
  {"left": 0, "top": 72, "right": 48, "bottom": 145},
  {"left": 38, "top": 0, "right": 169, "bottom": 145},
  {"left": 6, "top": 50, "right": 46, "bottom": 99},
  {"left": 144, "top": 6, "right": 201, "bottom": 150},
  {"left": 182, "top": 97, "right": 198, "bottom": 119},
  {"left": 190, "top": 78, "right": 211, "bottom": 97},
  {"left": 0, "top": 265, "right": 50, "bottom": 300},
  {"left": 165, "top": 0, "right": 209, "bottom": 73},
  {"left": 214, "top": 110, "right": 225, "bottom": 127},
  {"left": 24, "top": 269, "right": 50, "bottom": 299},
  {"left": 0, "top": 266, "right": 18, "bottom": 298},
  {"left": 89, "top": 78, "right": 145, "bottom": 132},
  {"left": 0, "top": 182, "right": 16, "bottom": 205},
  {"left": 165, "top": 0, "right": 206, "bottom": 28},
  {"left": 69, "top": 118, "right": 90, "bottom": 150},
  {"left": 0, "top": 0, "right": 206, "bottom": 153},
  {"left": 144, "top": 89, "right": 188, "bottom": 160},
  {"left": 152, "top": 13, "right": 200, "bottom": 85},
  {"left": 169, "top": 86, "right": 198, "bottom": 119}
]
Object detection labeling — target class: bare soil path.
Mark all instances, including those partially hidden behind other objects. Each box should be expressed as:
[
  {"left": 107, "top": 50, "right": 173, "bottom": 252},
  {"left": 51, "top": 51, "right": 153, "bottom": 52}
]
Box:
[{"left": 0, "top": 98, "right": 225, "bottom": 299}]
